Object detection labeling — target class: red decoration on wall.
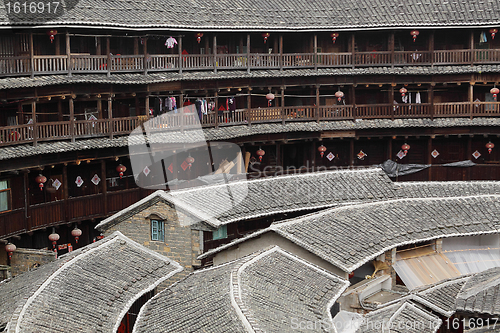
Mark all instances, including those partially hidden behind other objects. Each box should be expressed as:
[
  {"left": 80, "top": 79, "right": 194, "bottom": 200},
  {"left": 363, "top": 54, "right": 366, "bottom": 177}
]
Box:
[
  {"left": 410, "top": 30, "right": 419, "bottom": 42},
  {"left": 47, "top": 30, "right": 57, "bottom": 43},
  {"left": 491, "top": 87, "right": 499, "bottom": 101},
  {"left": 256, "top": 148, "right": 265, "bottom": 162},
  {"left": 335, "top": 90, "right": 344, "bottom": 102},
  {"left": 399, "top": 87, "right": 408, "bottom": 97},
  {"left": 195, "top": 33, "right": 204, "bottom": 43},
  {"left": 116, "top": 164, "right": 126, "bottom": 179},
  {"left": 167, "top": 163, "right": 174, "bottom": 174},
  {"left": 490, "top": 28, "right": 498, "bottom": 40},
  {"left": 401, "top": 143, "right": 410, "bottom": 155},
  {"left": 186, "top": 156, "right": 195, "bottom": 170},
  {"left": 181, "top": 160, "right": 189, "bottom": 171},
  {"left": 261, "top": 33, "right": 270, "bottom": 44},
  {"left": 330, "top": 33, "right": 339, "bottom": 44},
  {"left": 486, "top": 142, "right": 495, "bottom": 154},
  {"left": 318, "top": 145, "right": 327, "bottom": 158},
  {"left": 35, "top": 174, "right": 47, "bottom": 191}
]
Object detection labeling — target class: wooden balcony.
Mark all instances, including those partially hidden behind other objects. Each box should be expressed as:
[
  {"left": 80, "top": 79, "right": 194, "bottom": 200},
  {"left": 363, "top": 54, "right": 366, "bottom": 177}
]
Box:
[
  {"left": 1, "top": 102, "right": 499, "bottom": 148},
  {"left": 2, "top": 49, "right": 500, "bottom": 77}
]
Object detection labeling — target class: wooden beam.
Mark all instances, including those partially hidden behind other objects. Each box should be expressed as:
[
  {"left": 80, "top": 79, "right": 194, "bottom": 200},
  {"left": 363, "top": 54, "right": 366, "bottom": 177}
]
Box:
[
  {"left": 314, "top": 34, "right": 318, "bottom": 71},
  {"left": 389, "top": 31, "right": 395, "bottom": 69},
  {"left": 213, "top": 35, "right": 217, "bottom": 73},
  {"left": 429, "top": 30, "right": 434, "bottom": 67},
  {"left": 279, "top": 34, "right": 283, "bottom": 71},
  {"left": 66, "top": 33, "right": 72, "bottom": 77},
  {"left": 178, "top": 36, "right": 183, "bottom": 75},
  {"left": 281, "top": 86, "right": 285, "bottom": 125},
  {"left": 31, "top": 99, "right": 37, "bottom": 147},
  {"left": 69, "top": 97, "right": 74, "bottom": 142},
  {"left": 143, "top": 37, "right": 148, "bottom": 75},
  {"left": 108, "top": 95, "right": 113, "bottom": 139},
  {"left": 106, "top": 37, "right": 111, "bottom": 77},
  {"left": 101, "top": 160, "right": 108, "bottom": 215},
  {"left": 29, "top": 32, "right": 34, "bottom": 78},
  {"left": 247, "top": 34, "right": 251, "bottom": 73}
]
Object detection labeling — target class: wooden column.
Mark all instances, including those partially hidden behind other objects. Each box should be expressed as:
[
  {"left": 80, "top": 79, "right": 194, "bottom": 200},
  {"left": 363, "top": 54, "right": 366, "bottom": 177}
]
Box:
[
  {"left": 313, "top": 34, "right": 318, "bottom": 71},
  {"left": 57, "top": 100, "right": 63, "bottom": 121},
  {"left": 315, "top": 85, "right": 320, "bottom": 122},
  {"left": 108, "top": 96, "right": 113, "bottom": 138},
  {"left": 351, "top": 85, "right": 356, "bottom": 120},
  {"left": 429, "top": 84, "right": 435, "bottom": 120},
  {"left": 467, "top": 136, "right": 472, "bottom": 180},
  {"left": 145, "top": 95, "right": 150, "bottom": 116},
  {"left": 311, "top": 141, "right": 316, "bottom": 170},
  {"left": 178, "top": 36, "right": 183, "bottom": 75},
  {"left": 97, "top": 97, "right": 102, "bottom": 119},
  {"left": 389, "top": 31, "right": 395, "bottom": 68},
  {"left": 62, "top": 164, "right": 68, "bottom": 222},
  {"left": 69, "top": 97, "right": 74, "bottom": 142},
  {"left": 29, "top": 32, "right": 34, "bottom": 78},
  {"left": 276, "top": 142, "right": 281, "bottom": 169},
  {"left": 246, "top": 34, "right": 251, "bottom": 73},
  {"left": 427, "top": 137, "right": 433, "bottom": 181},
  {"left": 17, "top": 103, "right": 22, "bottom": 125},
  {"left": 213, "top": 35, "right": 217, "bottom": 73},
  {"left": 55, "top": 35, "right": 60, "bottom": 55},
  {"left": 389, "top": 85, "right": 394, "bottom": 120},
  {"left": 429, "top": 30, "right": 435, "bottom": 67},
  {"left": 351, "top": 33, "right": 356, "bottom": 69},
  {"left": 133, "top": 38, "right": 139, "bottom": 55},
  {"left": 215, "top": 90, "right": 219, "bottom": 127},
  {"left": 281, "top": 86, "right": 285, "bottom": 125},
  {"left": 96, "top": 37, "right": 102, "bottom": 55},
  {"left": 23, "top": 171, "right": 30, "bottom": 229},
  {"left": 106, "top": 37, "right": 111, "bottom": 77},
  {"left": 66, "top": 33, "right": 72, "bottom": 76},
  {"left": 143, "top": 37, "right": 148, "bottom": 75},
  {"left": 469, "top": 83, "right": 474, "bottom": 119},
  {"left": 32, "top": 100, "right": 37, "bottom": 146},
  {"left": 101, "top": 160, "right": 108, "bottom": 215},
  {"left": 279, "top": 34, "right": 283, "bottom": 71},
  {"left": 470, "top": 30, "right": 474, "bottom": 65},
  {"left": 388, "top": 137, "right": 393, "bottom": 161}
]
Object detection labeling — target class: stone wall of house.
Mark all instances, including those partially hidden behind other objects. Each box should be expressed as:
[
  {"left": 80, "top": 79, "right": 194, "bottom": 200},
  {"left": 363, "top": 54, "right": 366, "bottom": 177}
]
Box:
[
  {"left": 101, "top": 201, "right": 201, "bottom": 289},
  {"left": 10, "top": 248, "right": 56, "bottom": 277}
]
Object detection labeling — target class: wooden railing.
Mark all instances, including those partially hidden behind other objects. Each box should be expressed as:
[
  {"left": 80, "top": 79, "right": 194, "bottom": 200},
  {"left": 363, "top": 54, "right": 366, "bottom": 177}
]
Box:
[
  {"left": 3, "top": 49, "right": 500, "bottom": 76},
  {"left": 1, "top": 103, "right": 500, "bottom": 148}
]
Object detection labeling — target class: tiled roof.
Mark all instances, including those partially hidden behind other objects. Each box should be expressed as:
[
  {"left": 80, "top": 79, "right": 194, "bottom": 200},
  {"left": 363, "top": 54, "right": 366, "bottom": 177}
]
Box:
[
  {"left": 200, "top": 195, "right": 500, "bottom": 272},
  {"left": 397, "top": 181, "right": 500, "bottom": 199},
  {"left": 132, "top": 246, "right": 348, "bottom": 333},
  {"left": 412, "top": 276, "right": 470, "bottom": 317},
  {"left": 3, "top": 117, "right": 500, "bottom": 162},
  {"left": 456, "top": 267, "right": 500, "bottom": 315},
  {"left": 1, "top": 0, "right": 499, "bottom": 29},
  {"left": 355, "top": 301, "right": 441, "bottom": 333},
  {"left": 2, "top": 65, "right": 500, "bottom": 89},
  {"left": 96, "top": 168, "right": 400, "bottom": 230},
  {"left": 0, "top": 231, "right": 182, "bottom": 333}
]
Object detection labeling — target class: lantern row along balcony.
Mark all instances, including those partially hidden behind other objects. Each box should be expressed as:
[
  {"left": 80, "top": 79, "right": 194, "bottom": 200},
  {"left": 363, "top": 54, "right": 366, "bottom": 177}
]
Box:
[
  {"left": 2, "top": 48, "right": 500, "bottom": 77},
  {"left": 1, "top": 101, "right": 500, "bottom": 148}
]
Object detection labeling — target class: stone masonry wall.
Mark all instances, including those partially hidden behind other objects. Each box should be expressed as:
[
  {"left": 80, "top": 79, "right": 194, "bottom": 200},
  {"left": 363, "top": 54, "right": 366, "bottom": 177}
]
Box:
[
  {"left": 10, "top": 248, "right": 56, "bottom": 277},
  {"left": 101, "top": 201, "right": 201, "bottom": 290}
]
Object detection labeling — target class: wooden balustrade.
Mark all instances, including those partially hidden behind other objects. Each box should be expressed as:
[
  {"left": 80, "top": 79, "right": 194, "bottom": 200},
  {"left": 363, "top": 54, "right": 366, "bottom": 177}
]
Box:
[
  {"left": 434, "top": 102, "right": 470, "bottom": 116},
  {"left": 319, "top": 106, "right": 353, "bottom": 119},
  {"left": 394, "top": 104, "right": 431, "bottom": 118},
  {"left": 74, "top": 119, "right": 109, "bottom": 137},
  {"left": 2, "top": 49, "right": 500, "bottom": 76},
  {"left": 355, "top": 104, "right": 392, "bottom": 118},
  {"left": 217, "top": 110, "right": 247, "bottom": 124},
  {"left": 284, "top": 106, "right": 316, "bottom": 120},
  {"left": 37, "top": 122, "right": 71, "bottom": 140},
  {"left": 33, "top": 55, "right": 68, "bottom": 73},
  {"left": 472, "top": 102, "right": 500, "bottom": 116}
]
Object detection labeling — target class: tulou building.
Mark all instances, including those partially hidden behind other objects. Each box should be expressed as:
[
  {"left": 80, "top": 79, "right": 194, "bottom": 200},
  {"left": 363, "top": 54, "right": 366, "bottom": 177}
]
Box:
[{"left": 1, "top": 0, "right": 500, "bottom": 332}]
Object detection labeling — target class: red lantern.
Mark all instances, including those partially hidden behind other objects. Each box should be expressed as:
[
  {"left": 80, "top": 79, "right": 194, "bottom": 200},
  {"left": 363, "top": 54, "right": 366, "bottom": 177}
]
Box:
[
  {"left": 195, "top": 33, "right": 204, "bottom": 44},
  {"left": 266, "top": 93, "right": 275, "bottom": 107},
  {"left": 490, "top": 28, "right": 498, "bottom": 40},
  {"left": 486, "top": 142, "right": 495, "bottom": 154},
  {"left": 330, "top": 33, "right": 339, "bottom": 44},
  {"left": 335, "top": 90, "right": 344, "bottom": 102},
  {"left": 410, "top": 30, "right": 419, "bottom": 42},
  {"left": 71, "top": 227, "right": 82, "bottom": 244},
  {"left": 491, "top": 87, "right": 500, "bottom": 101},
  {"left": 401, "top": 143, "right": 410, "bottom": 155},
  {"left": 48, "top": 232, "right": 60, "bottom": 249},
  {"left": 261, "top": 33, "right": 270, "bottom": 44},
  {"left": 186, "top": 156, "right": 195, "bottom": 170},
  {"left": 116, "top": 164, "right": 126, "bottom": 179},
  {"left": 256, "top": 148, "right": 265, "bottom": 162},
  {"left": 5, "top": 243, "right": 16, "bottom": 260},
  {"left": 35, "top": 174, "right": 47, "bottom": 191},
  {"left": 399, "top": 87, "right": 408, "bottom": 97},
  {"left": 47, "top": 30, "right": 57, "bottom": 43},
  {"left": 318, "top": 145, "right": 327, "bottom": 158}
]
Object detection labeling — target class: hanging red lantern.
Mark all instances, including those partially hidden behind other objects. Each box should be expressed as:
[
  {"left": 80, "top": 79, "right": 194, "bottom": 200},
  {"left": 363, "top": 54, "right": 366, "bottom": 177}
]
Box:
[
  {"left": 399, "top": 87, "right": 408, "bottom": 97},
  {"left": 116, "top": 164, "right": 126, "bottom": 179},
  {"left": 401, "top": 143, "right": 410, "bottom": 155},
  {"left": 318, "top": 145, "right": 327, "bottom": 158},
  {"left": 266, "top": 93, "right": 275, "bottom": 107},
  {"left": 491, "top": 87, "right": 500, "bottom": 101},
  {"left": 410, "top": 30, "right": 419, "bottom": 42},
  {"left": 71, "top": 227, "right": 82, "bottom": 244},
  {"left": 256, "top": 148, "right": 265, "bottom": 162},
  {"left": 5, "top": 243, "right": 16, "bottom": 260},
  {"left": 335, "top": 90, "right": 344, "bottom": 102},
  {"left": 490, "top": 28, "right": 498, "bottom": 40},
  {"left": 48, "top": 232, "right": 60, "bottom": 249},
  {"left": 486, "top": 142, "right": 495, "bottom": 154},
  {"left": 35, "top": 174, "right": 47, "bottom": 191},
  {"left": 46, "top": 30, "right": 57, "bottom": 43},
  {"left": 330, "top": 33, "right": 339, "bottom": 44},
  {"left": 261, "top": 33, "right": 270, "bottom": 44},
  {"left": 195, "top": 33, "right": 204, "bottom": 44},
  {"left": 186, "top": 156, "right": 195, "bottom": 170}
]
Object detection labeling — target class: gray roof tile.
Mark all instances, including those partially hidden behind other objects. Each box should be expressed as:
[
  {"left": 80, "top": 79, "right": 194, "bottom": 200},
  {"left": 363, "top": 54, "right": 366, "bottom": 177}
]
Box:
[{"left": 456, "top": 267, "right": 500, "bottom": 315}]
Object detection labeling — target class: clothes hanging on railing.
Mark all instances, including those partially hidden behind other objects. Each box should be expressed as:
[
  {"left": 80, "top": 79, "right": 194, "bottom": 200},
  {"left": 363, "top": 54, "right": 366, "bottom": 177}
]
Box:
[
  {"left": 415, "top": 92, "right": 421, "bottom": 104},
  {"left": 195, "top": 100, "right": 203, "bottom": 119},
  {"left": 228, "top": 97, "right": 236, "bottom": 119},
  {"left": 164, "top": 97, "right": 177, "bottom": 113},
  {"left": 165, "top": 37, "right": 178, "bottom": 48}
]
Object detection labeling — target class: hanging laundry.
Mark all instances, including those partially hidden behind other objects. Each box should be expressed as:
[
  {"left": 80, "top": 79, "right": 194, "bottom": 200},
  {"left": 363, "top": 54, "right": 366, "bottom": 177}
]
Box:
[
  {"left": 480, "top": 31, "right": 488, "bottom": 43},
  {"left": 165, "top": 37, "right": 178, "bottom": 48},
  {"left": 228, "top": 97, "right": 236, "bottom": 120},
  {"left": 195, "top": 99, "right": 203, "bottom": 119},
  {"left": 415, "top": 92, "right": 421, "bottom": 104}
]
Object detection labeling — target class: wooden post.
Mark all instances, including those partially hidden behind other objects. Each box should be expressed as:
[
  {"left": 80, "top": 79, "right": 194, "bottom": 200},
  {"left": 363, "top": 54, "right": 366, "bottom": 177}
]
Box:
[
  {"left": 108, "top": 95, "right": 113, "bottom": 138},
  {"left": 315, "top": 85, "right": 320, "bottom": 122},
  {"left": 29, "top": 32, "right": 34, "bottom": 78},
  {"left": 429, "top": 84, "right": 434, "bottom": 120},
  {"left": 96, "top": 37, "right": 102, "bottom": 55},
  {"left": 145, "top": 95, "right": 150, "bottom": 116},
  {"left": 133, "top": 38, "right": 139, "bottom": 55},
  {"left": 178, "top": 36, "right": 183, "bottom": 75},
  {"left": 101, "top": 160, "right": 108, "bottom": 215},
  {"left": 106, "top": 37, "right": 111, "bottom": 77},
  {"left": 389, "top": 85, "right": 394, "bottom": 120},
  {"left": 388, "top": 137, "right": 393, "bottom": 161},
  {"left": 247, "top": 34, "right": 251, "bottom": 73},
  {"left": 351, "top": 85, "right": 356, "bottom": 120},
  {"left": 429, "top": 30, "right": 435, "bottom": 67},
  {"left": 469, "top": 83, "right": 474, "bottom": 119},
  {"left": 31, "top": 100, "right": 37, "bottom": 146},
  {"left": 215, "top": 90, "right": 219, "bottom": 127},
  {"left": 351, "top": 33, "right": 356, "bottom": 69},
  {"left": 66, "top": 33, "right": 72, "bottom": 76},
  {"left": 213, "top": 35, "right": 217, "bottom": 73},
  {"left": 279, "top": 34, "right": 283, "bottom": 71},
  {"left": 17, "top": 103, "right": 22, "bottom": 126},
  {"left": 281, "top": 86, "right": 285, "bottom": 125},
  {"left": 427, "top": 137, "right": 433, "bottom": 181},
  {"left": 97, "top": 97, "right": 102, "bottom": 119},
  {"left": 69, "top": 97, "right": 74, "bottom": 142},
  {"left": 314, "top": 34, "right": 318, "bottom": 71},
  {"left": 389, "top": 31, "right": 395, "bottom": 68},
  {"left": 57, "top": 100, "right": 63, "bottom": 121},
  {"left": 470, "top": 30, "right": 474, "bottom": 65},
  {"left": 143, "top": 37, "right": 148, "bottom": 75},
  {"left": 467, "top": 136, "right": 472, "bottom": 180},
  {"left": 63, "top": 164, "right": 68, "bottom": 221},
  {"left": 23, "top": 171, "right": 29, "bottom": 230}
]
